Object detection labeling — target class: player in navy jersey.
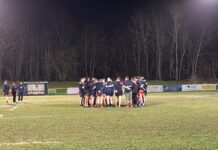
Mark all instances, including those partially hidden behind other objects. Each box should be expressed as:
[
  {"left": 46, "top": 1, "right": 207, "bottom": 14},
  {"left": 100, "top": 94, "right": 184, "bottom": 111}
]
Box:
[
  {"left": 79, "top": 78, "right": 85, "bottom": 106},
  {"left": 123, "top": 76, "right": 133, "bottom": 108},
  {"left": 101, "top": 79, "right": 107, "bottom": 107},
  {"left": 131, "top": 77, "right": 139, "bottom": 107},
  {"left": 141, "top": 77, "right": 148, "bottom": 106},
  {"left": 114, "top": 77, "right": 123, "bottom": 108},
  {"left": 83, "top": 77, "right": 91, "bottom": 107},
  {"left": 3, "top": 80, "right": 10, "bottom": 104},
  {"left": 17, "top": 81, "right": 25, "bottom": 102},
  {"left": 136, "top": 77, "right": 145, "bottom": 106},
  {"left": 105, "top": 77, "right": 114, "bottom": 107},
  {"left": 89, "top": 78, "right": 97, "bottom": 107}
]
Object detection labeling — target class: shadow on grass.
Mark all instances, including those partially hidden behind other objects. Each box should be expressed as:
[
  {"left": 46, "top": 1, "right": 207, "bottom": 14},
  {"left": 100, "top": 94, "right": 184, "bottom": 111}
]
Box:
[{"left": 43, "top": 102, "right": 165, "bottom": 109}]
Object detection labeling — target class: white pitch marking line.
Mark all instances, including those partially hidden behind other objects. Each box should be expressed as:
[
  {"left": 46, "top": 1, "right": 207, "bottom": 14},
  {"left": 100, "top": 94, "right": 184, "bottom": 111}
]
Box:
[
  {"left": 0, "top": 105, "right": 13, "bottom": 108},
  {"left": 0, "top": 141, "right": 62, "bottom": 146},
  {"left": 1, "top": 116, "right": 54, "bottom": 119},
  {"left": 9, "top": 106, "right": 17, "bottom": 111}
]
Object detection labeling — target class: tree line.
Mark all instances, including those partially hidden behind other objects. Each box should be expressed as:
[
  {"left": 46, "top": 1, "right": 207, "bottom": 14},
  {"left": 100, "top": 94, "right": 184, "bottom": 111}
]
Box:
[{"left": 0, "top": 0, "right": 217, "bottom": 81}]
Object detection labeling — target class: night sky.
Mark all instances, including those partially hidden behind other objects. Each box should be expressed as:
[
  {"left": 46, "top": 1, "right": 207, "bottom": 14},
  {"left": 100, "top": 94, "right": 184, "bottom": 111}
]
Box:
[
  {"left": 1, "top": 0, "right": 148, "bottom": 28},
  {"left": 0, "top": 0, "right": 217, "bottom": 80}
]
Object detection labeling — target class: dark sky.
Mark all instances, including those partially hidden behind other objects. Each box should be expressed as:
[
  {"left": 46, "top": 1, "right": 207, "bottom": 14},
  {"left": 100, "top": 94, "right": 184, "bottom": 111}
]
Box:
[
  {"left": 52, "top": 0, "right": 144, "bottom": 27},
  {"left": 1, "top": 0, "right": 150, "bottom": 29}
]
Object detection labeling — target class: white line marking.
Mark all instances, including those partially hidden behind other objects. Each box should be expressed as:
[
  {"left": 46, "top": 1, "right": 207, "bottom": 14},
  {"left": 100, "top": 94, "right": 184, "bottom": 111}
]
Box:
[
  {"left": 0, "top": 115, "right": 4, "bottom": 118},
  {"left": 9, "top": 106, "right": 17, "bottom": 111},
  {"left": 1, "top": 116, "right": 54, "bottom": 119},
  {"left": 0, "top": 141, "right": 61, "bottom": 146},
  {"left": 0, "top": 105, "right": 13, "bottom": 108}
]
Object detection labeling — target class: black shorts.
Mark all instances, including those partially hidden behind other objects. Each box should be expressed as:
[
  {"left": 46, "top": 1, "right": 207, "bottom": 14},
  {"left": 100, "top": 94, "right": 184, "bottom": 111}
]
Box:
[
  {"left": 79, "top": 93, "right": 84, "bottom": 97},
  {"left": 106, "top": 92, "right": 113, "bottom": 96},
  {"left": 144, "top": 90, "right": 147, "bottom": 96},
  {"left": 115, "top": 92, "right": 123, "bottom": 96}
]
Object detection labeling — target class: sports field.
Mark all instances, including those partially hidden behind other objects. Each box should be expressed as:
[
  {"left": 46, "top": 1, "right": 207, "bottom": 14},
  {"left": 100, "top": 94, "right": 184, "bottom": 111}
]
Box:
[{"left": 0, "top": 91, "right": 217, "bottom": 150}]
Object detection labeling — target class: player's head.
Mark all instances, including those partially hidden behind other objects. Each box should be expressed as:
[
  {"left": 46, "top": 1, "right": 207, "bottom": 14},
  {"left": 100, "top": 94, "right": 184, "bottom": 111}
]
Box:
[
  {"left": 4, "top": 80, "right": 7, "bottom": 85},
  {"left": 11, "top": 82, "right": 16, "bottom": 87},
  {"left": 125, "top": 76, "right": 129, "bottom": 80},
  {"left": 116, "top": 77, "right": 121, "bottom": 81},
  {"left": 134, "top": 76, "right": 139, "bottom": 81},
  {"left": 107, "top": 77, "right": 112, "bottom": 82},
  {"left": 80, "top": 77, "right": 85, "bottom": 83}
]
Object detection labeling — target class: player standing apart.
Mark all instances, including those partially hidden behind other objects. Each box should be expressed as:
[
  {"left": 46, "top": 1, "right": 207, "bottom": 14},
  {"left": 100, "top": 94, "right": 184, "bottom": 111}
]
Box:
[
  {"left": 11, "top": 82, "right": 17, "bottom": 103},
  {"left": 3, "top": 80, "right": 10, "bottom": 104},
  {"left": 79, "top": 78, "right": 85, "bottom": 107},
  {"left": 17, "top": 81, "right": 25, "bottom": 102}
]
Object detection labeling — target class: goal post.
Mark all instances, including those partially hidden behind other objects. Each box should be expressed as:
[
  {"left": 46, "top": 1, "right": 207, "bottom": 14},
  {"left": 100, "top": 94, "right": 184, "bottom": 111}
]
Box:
[{"left": 24, "top": 81, "right": 48, "bottom": 95}]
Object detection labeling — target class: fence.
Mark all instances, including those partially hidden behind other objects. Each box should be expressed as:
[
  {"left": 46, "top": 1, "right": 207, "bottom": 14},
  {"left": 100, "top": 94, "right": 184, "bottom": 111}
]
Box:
[
  {"left": 1, "top": 84, "right": 217, "bottom": 96},
  {"left": 49, "top": 84, "right": 218, "bottom": 95}
]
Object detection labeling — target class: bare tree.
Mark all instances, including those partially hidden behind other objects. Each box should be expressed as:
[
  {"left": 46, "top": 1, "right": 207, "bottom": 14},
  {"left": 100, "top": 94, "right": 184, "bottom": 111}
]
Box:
[
  {"left": 131, "top": 8, "right": 150, "bottom": 77},
  {"left": 188, "top": 16, "right": 213, "bottom": 81}
]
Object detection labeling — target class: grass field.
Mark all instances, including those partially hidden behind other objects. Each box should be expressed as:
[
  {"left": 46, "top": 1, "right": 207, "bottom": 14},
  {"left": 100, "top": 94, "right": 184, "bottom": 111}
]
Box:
[{"left": 0, "top": 91, "right": 217, "bottom": 150}]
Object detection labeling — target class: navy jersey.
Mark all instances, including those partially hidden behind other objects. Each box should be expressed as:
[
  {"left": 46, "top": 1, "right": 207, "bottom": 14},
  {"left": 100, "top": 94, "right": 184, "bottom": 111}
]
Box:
[
  {"left": 137, "top": 80, "right": 145, "bottom": 91},
  {"left": 83, "top": 80, "right": 91, "bottom": 95},
  {"left": 101, "top": 83, "right": 107, "bottom": 94},
  {"left": 123, "top": 80, "right": 133, "bottom": 93},
  {"left": 96, "top": 82, "right": 104, "bottom": 94},
  {"left": 89, "top": 81, "right": 97, "bottom": 96},
  {"left": 3, "top": 84, "right": 10, "bottom": 94},
  {"left": 132, "top": 82, "right": 139, "bottom": 94},
  {"left": 142, "top": 80, "right": 148, "bottom": 91},
  {"left": 78, "top": 82, "right": 85, "bottom": 97},
  {"left": 114, "top": 81, "right": 123, "bottom": 94},
  {"left": 105, "top": 81, "right": 114, "bottom": 96},
  {"left": 17, "top": 84, "right": 25, "bottom": 95}
]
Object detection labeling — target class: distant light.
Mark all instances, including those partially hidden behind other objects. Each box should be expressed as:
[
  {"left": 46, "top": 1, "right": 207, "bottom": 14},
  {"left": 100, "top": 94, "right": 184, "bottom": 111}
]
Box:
[{"left": 201, "top": 0, "right": 218, "bottom": 3}]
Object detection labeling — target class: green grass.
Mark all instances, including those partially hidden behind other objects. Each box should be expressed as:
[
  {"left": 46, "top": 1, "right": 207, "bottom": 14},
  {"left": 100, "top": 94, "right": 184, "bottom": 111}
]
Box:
[
  {"left": 0, "top": 91, "right": 218, "bottom": 149},
  {"left": 48, "top": 81, "right": 78, "bottom": 89}
]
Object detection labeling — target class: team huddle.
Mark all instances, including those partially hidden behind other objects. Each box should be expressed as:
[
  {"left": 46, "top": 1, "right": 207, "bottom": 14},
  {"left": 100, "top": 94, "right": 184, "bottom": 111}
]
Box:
[{"left": 79, "top": 76, "right": 148, "bottom": 108}]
